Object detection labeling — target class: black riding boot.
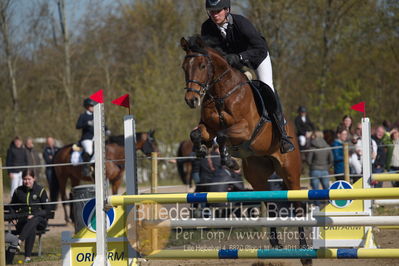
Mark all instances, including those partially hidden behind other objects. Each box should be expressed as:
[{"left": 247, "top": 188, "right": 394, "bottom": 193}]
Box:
[
  {"left": 272, "top": 91, "right": 295, "bottom": 154},
  {"left": 81, "top": 152, "right": 92, "bottom": 177}
]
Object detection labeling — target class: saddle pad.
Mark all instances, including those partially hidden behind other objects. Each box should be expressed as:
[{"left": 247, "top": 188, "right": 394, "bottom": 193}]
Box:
[{"left": 71, "top": 151, "right": 82, "bottom": 165}]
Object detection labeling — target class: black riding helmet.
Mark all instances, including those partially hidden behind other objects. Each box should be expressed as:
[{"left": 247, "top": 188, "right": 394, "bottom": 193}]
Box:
[
  {"left": 205, "top": 0, "right": 230, "bottom": 11},
  {"left": 297, "top": 106, "right": 307, "bottom": 113},
  {"left": 83, "top": 98, "right": 96, "bottom": 108}
]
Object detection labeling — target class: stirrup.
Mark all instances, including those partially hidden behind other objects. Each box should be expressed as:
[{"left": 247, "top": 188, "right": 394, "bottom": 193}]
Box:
[{"left": 280, "top": 137, "right": 295, "bottom": 154}]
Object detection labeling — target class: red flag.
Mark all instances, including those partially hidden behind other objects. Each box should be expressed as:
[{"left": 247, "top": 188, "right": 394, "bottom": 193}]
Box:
[
  {"left": 89, "top": 89, "right": 104, "bottom": 103},
  {"left": 111, "top": 94, "right": 130, "bottom": 108},
  {"left": 351, "top": 101, "right": 365, "bottom": 117}
]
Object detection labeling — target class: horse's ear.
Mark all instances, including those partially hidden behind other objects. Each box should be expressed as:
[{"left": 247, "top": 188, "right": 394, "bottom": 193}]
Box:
[
  {"left": 148, "top": 129, "right": 155, "bottom": 137},
  {"left": 180, "top": 37, "right": 189, "bottom": 52}
]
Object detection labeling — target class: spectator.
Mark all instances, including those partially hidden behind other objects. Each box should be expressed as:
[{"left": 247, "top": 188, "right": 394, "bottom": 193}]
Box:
[
  {"left": 192, "top": 144, "right": 237, "bottom": 193},
  {"left": 349, "top": 125, "right": 378, "bottom": 181},
  {"left": 339, "top": 115, "right": 354, "bottom": 142},
  {"left": 5, "top": 232, "right": 20, "bottom": 264},
  {"left": 6, "top": 137, "right": 28, "bottom": 196},
  {"left": 389, "top": 129, "right": 399, "bottom": 187},
  {"left": 352, "top": 122, "right": 362, "bottom": 144},
  {"left": 10, "top": 169, "right": 50, "bottom": 263},
  {"left": 306, "top": 131, "right": 333, "bottom": 192},
  {"left": 372, "top": 126, "right": 387, "bottom": 188},
  {"left": 294, "top": 106, "right": 315, "bottom": 149},
  {"left": 43, "top": 137, "right": 60, "bottom": 205},
  {"left": 25, "top": 137, "right": 42, "bottom": 178},
  {"left": 332, "top": 126, "right": 348, "bottom": 180}
]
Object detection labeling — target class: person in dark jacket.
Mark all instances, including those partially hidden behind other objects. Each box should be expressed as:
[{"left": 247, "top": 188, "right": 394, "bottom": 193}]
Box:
[
  {"left": 10, "top": 169, "right": 50, "bottom": 263},
  {"left": 294, "top": 106, "right": 315, "bottom": 149},
  {"left": 372, "top": 126, "right": 387, "bottom": 188},
  {"left": 332, "top": 126, "right": 348, "bottom": 180},
  {"left": 191, "top": 143, "right": 244, "bottom": 217},
  {"left": 76, "top": 98, "right": 96, "bottom": 176},
  {"left": 201, "top": 0, "right": 294, "bottom": 154},
  {"left": 25, "top": 137, "right": 42, "bottom": 179},
  {"left": 306, "top": 131, "right": 333, "bottom": 191},
  {"left": 6, "top": 137, "right": 28, "bottom": 197},
  {"left": 43, "top": 137, "right": 60, "bottom": 205}
]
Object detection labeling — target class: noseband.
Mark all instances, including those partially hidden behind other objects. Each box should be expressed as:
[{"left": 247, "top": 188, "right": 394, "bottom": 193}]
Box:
[{"left": 184, "top": 53, "right": 229, "bottom": 96}]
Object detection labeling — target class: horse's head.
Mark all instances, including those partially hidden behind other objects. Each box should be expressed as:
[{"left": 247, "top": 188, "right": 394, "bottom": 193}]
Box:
[
  {"left": 180, "top": 36, "right": 216, "bottom": 108},
  {"left": 137, "top": 130, "right": 158, "bottom": 156}
]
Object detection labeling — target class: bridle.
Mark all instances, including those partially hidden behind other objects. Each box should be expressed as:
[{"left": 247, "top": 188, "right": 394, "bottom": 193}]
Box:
[
  {"left": 183, "top": 50, "right": 248, "bottom": 128},
  {"left": 184, "top": 53, "right": 230, "bottom": 97}
]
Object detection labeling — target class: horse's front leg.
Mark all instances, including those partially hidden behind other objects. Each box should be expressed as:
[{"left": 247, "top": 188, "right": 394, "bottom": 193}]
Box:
[
  {"left": 190, "top": 124, "right": 214, "bottom": 158},
  {"left": 216, "top": 131, "right": 240, "bottom": 170}
]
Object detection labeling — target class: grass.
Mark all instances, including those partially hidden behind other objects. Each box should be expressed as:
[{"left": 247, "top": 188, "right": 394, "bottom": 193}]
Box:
[{"left": 10, "top": 235, "right": 62, "bottom": 265}]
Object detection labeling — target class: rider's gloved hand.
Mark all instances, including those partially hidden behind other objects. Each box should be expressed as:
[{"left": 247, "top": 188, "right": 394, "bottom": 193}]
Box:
[
  {"left": 225, "top": 54, "right": 241, "bottom": 66},
  {"left": 87, "top": 120, "right": 94, "bottom": 126}
]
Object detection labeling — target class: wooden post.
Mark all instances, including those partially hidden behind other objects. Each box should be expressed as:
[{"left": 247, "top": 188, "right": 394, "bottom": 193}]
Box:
[
  {"left": 344, "top": 143, "right": 350, "bottom": 182},
  {"left": 151, "top": 152, "right": 158, "bottom": 251},
  {"left": 0, "top": 158, "right": 6, "bottom": 266}
]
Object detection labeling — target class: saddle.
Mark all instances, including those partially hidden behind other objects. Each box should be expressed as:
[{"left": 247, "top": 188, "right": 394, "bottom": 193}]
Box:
[
  {"left": 228, "top": 80, "right": 274, "bottom": 158},
  {"left": 249, "top": 80, "right": 277, "bottom": 119}
]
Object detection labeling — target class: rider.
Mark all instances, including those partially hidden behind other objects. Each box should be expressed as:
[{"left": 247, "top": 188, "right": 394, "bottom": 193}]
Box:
[
  {"left": 201, "top": 0, "right": 294, "bottom": 153},
  {"left": 76, "top": 98, "right": 96, "bottom": 176}
]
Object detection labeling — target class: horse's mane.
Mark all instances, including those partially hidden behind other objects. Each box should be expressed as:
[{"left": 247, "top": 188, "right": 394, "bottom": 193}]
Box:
[{"left": 186, "top": 35, "right": 226, "bottom": 57}]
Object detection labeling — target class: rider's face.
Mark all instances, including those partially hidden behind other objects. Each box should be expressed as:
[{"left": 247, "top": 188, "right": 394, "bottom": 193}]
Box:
[{"left": 208, "top": 8, "right": 228, "bottom": 25}]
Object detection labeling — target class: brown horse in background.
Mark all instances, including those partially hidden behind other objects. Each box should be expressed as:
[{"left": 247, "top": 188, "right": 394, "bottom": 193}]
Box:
[
  {"left": 176, "top": 140, "right": 194, "bottom": 187},
  {"left": 53, "top": 131, "right": 158, "bottom": 222},
  {"left": 181, "top": 36, "right": 310, "bottom": 265}
]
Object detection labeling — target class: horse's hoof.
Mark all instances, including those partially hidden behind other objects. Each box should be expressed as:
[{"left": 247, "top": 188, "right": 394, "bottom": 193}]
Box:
[{"left": 300, "top": 258, "right": 313, "bottom": 266}]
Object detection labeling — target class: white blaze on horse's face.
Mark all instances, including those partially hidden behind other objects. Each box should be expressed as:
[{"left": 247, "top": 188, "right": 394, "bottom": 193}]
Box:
[{"left": 183, "top": 53, "right": 209, "bottom": 109}]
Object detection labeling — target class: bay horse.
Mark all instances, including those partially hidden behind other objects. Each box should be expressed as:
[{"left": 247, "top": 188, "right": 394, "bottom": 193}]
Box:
[
  {"left": 181, "top": 36, "right": 311, "bottom": 265},
  {"left": 176, "top": 140, "right": 194, "bottom": 187},
  {"left": 53, "top": 131, "right": 158, "bottom": 222}
]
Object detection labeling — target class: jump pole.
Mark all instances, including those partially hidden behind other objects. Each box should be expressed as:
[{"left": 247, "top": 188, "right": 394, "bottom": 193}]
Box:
[
  {"left": 142, "top": 216, "right": 399, "bottom": 228},
  {"left": 108, "top": 187, "right": 399, "bottom": 205},
  {"left": 93, "top": 102, "right": 108, "bottom": 265},
  {"left": 146, "top": 248, "right": 399, "bottom": 259}
]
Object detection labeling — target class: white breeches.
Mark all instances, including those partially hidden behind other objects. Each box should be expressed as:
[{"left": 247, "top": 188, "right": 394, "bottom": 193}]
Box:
[
  {"left": 256, "top": 55, "right": 275, "bottom": 92},
  {"left": 10, "top": 172, "right": 23, "bottom": 197},
  {"left": 81, "top": 139, "right": 94, "bottom": 156}
]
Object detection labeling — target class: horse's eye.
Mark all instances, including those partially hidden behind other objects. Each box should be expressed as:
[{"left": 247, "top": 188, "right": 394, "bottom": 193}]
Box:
[{"left": 200, "top": 64, "right": 206, "bottom": 69}]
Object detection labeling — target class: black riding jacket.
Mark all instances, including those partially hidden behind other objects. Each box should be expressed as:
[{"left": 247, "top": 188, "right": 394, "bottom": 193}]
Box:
[
  {"left": 76, "top": 111, "right": 94, "bottom": 141},
  {"left": 201, "top": 13, "right": 268, "bottom": 69},
  {"left": 10, "top": 182, "right": 50, "bottom": 218},
  {"left": 6, "top": 144, "right": 28, "bottom": 174},
  {"left": 43, "top": 146, "right": 60, "bottom": 166}
]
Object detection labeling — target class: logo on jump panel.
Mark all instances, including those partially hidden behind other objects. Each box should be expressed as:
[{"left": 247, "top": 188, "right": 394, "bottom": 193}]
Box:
[
  {"left": 82, "top": 198, "right": 115, "bottom": 232},
  {"left": 329, "top": 180, "right": 353, "bottom": 208}
]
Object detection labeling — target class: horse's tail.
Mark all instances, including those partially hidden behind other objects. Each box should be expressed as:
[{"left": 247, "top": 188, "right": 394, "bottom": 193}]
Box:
[{"left": 176, "top": 141, "right": 188, "bottom": 185}]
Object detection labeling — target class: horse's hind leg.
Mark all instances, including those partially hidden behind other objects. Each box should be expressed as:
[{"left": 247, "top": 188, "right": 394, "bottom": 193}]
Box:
[
  {"left": 242, "top": 157, "right": 282, "bottom": 248},
  {"left": 277, "top": 156, "right": 312, "bottom": 266}
]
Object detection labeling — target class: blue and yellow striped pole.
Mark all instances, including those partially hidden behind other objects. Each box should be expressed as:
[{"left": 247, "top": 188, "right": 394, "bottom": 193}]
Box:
[
  {"left": 146, "top": 248, "right": 399, "bottom": 259},
  {"left": 108, "top": 188, "right": 399, "bottom": 206}
]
